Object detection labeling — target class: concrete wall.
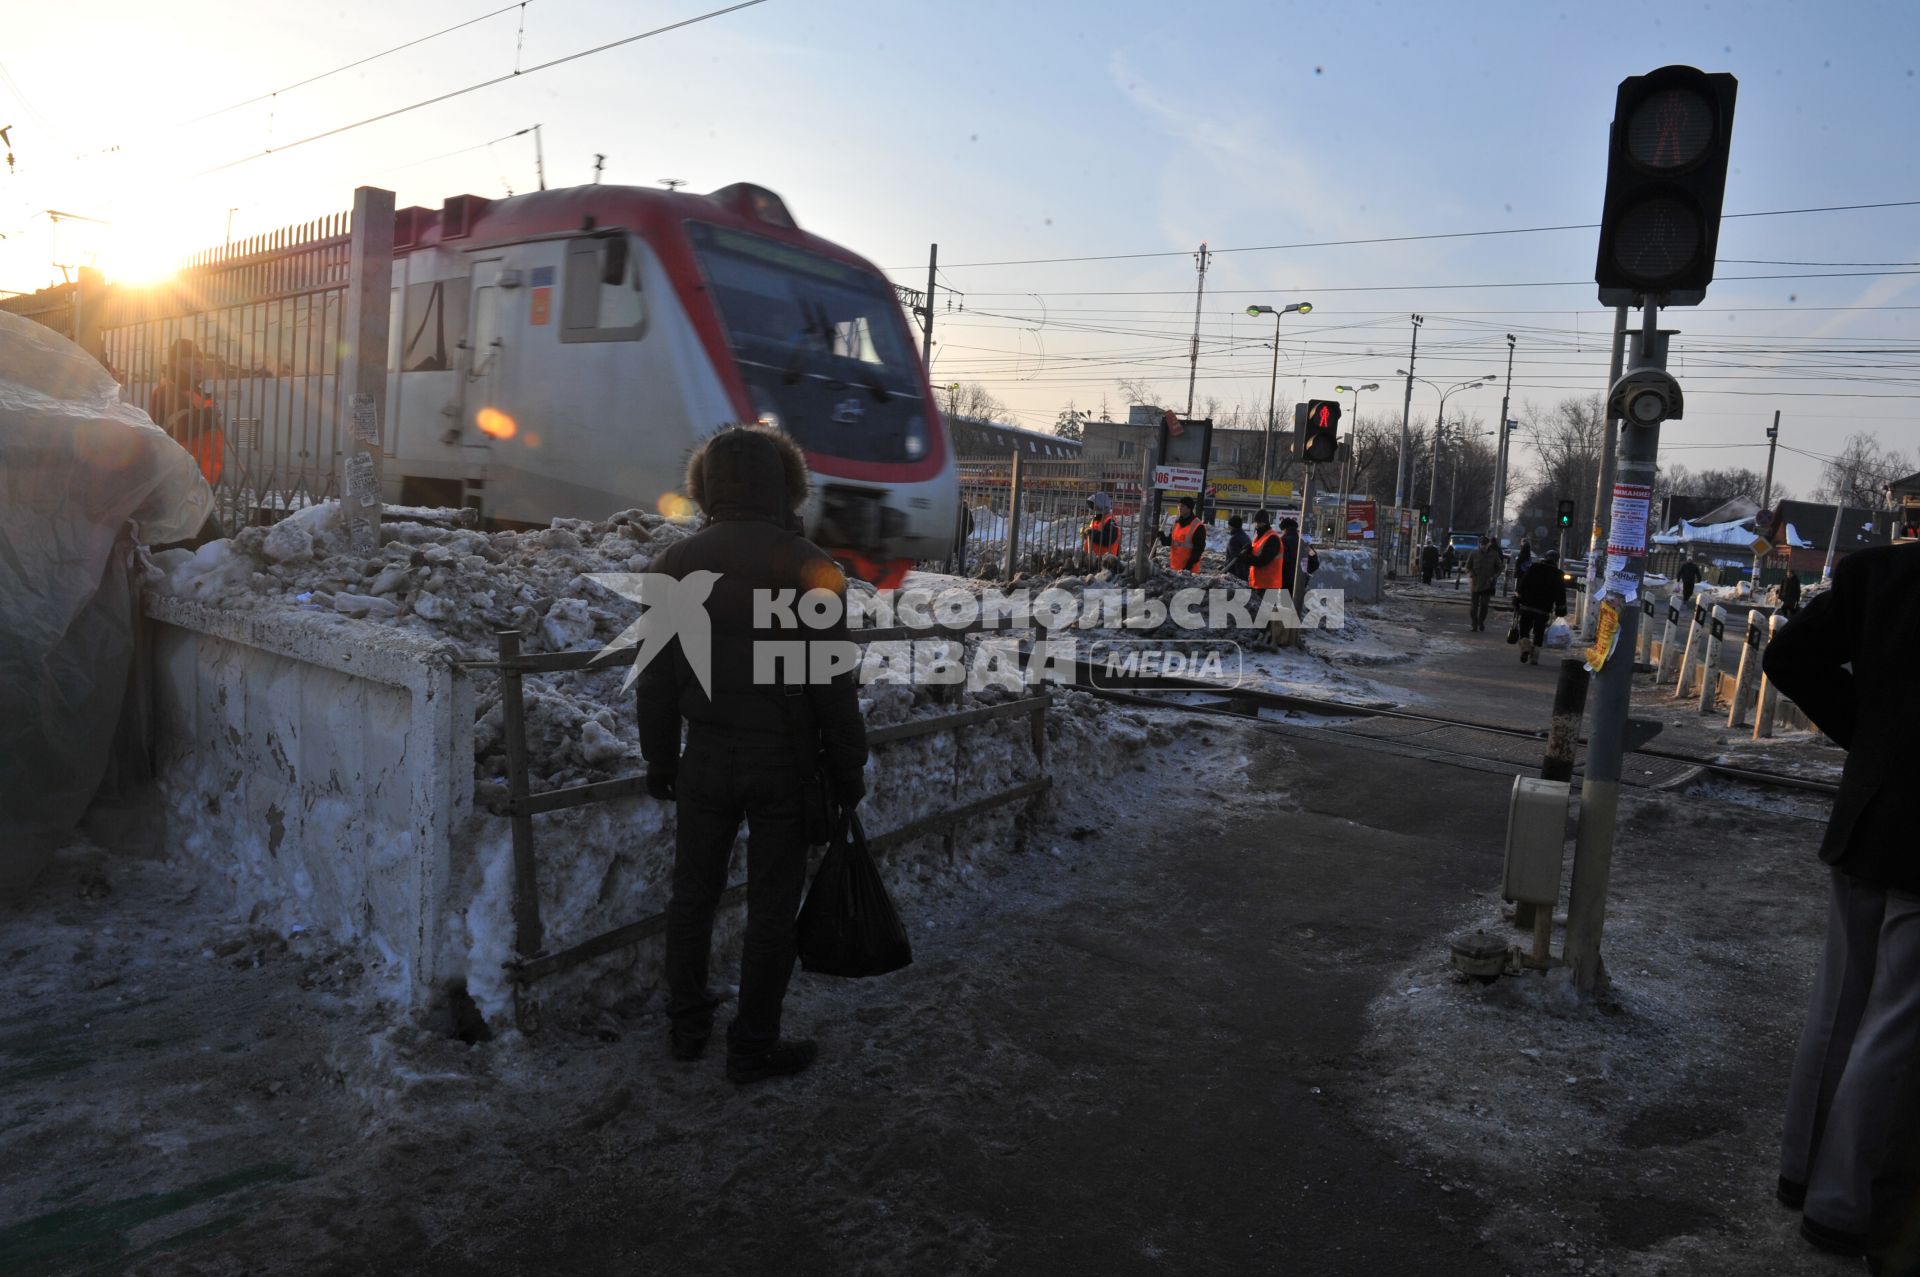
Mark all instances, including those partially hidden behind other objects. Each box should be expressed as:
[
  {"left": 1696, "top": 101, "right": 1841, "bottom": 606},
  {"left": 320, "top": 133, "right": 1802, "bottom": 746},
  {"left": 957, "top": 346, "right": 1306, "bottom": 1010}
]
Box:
[{"left": 147, "top": 595, "right": 473, "bottom": 1004}]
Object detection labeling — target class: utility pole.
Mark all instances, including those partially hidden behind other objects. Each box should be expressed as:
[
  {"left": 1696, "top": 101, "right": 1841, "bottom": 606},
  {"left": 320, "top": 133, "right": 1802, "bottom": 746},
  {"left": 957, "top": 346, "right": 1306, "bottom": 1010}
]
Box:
[
  {"left": 1393, "top": 314, "right": 1424, "bottom": 574},
  {"left": 1490, "top": 334, "right": 1516, "bottom": 539},
  {"left": 1755, "top": 410, "right": 1779, "bottom": 582},
  {"left": 1184, "top": 243, "right": 1211, "bottom": 418},
  {"left": 1564, "top": 307, "right": 1670, "bottom": 991},
  {"left": 918, "top": 244, "right": 938, "bottom": 366},
  {"left": 532, "top": 124, "right": 547, "bottom": 191},
  {"left": 593, "top": 153, "right": 606, "bottom": 184}
]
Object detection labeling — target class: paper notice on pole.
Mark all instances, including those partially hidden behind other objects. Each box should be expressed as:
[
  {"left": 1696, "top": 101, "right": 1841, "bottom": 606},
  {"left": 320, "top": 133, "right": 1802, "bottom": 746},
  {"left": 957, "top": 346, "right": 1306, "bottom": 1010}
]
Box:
[
  {"left": 350, "top": 392, "right": 380, "bottom": 445},
  {"left": 1607, "top": 482, "right": 1652, "bottom": 557},
  {"left": 1584, "top": 599, "right": 1622, "bottom": 674}
]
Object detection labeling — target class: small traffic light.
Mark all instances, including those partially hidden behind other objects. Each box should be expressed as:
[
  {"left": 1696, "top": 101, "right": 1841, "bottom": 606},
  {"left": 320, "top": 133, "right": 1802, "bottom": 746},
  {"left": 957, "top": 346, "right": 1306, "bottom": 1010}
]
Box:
[
  {"left": 1419, "top": 506, "right": 1431, "bottom": 526},
  {"left": 1301, "top": 399, "right": 1341, "bottom": 463},
  {"left": 1557, "top": 499, "right": 1576, "bottom": 528},
  {"left": 1594, "top": 65, "right": 1739, "bottom": 306}
]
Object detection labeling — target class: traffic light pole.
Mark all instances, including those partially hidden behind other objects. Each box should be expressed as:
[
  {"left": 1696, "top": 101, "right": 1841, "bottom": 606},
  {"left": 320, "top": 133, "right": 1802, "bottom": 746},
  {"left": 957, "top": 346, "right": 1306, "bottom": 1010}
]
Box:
[
  {"left": 1564, "top": 305, "right": 1668, "bottom": 993},
  {"left": 1581, "top": 306, "right": 1631, "bottom": 638}
]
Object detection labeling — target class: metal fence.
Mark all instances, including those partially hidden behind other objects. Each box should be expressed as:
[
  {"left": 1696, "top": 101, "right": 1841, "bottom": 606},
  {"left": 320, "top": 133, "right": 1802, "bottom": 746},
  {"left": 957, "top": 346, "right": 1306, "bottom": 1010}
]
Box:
[
  {"left": 99, "top": 212, "right": 357, "bottom": 532},
  {"left": 935, "top": 455, "right": 1154, "bottom": 577}
]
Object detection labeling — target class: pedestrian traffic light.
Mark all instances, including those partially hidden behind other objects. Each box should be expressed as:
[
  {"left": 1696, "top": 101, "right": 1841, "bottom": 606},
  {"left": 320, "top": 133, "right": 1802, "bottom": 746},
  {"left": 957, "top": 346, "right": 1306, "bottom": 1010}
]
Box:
[
  {"left": 1594, "top": 65, "right": 1739, "bottom": 307},
  {"left": 1419, "top": 506, "right": 1431, "bottom": 526},
  {"left": 1300, "top": 399, "right": 1340, "bottom": 463},
  {"left": 1557, "top": 499, "right": 1575, "bottom": 528}
]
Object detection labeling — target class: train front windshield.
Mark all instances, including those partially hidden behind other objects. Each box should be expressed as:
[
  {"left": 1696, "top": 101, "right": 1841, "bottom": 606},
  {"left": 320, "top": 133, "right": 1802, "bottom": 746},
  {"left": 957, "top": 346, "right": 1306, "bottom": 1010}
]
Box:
[{"left": 688, "top": 222, "right": 931, "bottom": 464}]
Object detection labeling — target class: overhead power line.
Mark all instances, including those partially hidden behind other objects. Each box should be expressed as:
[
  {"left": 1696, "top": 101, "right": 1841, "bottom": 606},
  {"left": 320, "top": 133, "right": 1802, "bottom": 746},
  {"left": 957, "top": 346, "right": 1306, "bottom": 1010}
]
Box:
[
  {"left": 194, "top": 0, "right": 769, "bottom": 177},
  {"left": 891, "top": 199, "right": 1920, "bottom": 271},
  {"left": 182, "top": 2, "right": 536, "bottom": 126},
  {"left": 950, "top": 268, "right": 1920, "bottom": 299}
]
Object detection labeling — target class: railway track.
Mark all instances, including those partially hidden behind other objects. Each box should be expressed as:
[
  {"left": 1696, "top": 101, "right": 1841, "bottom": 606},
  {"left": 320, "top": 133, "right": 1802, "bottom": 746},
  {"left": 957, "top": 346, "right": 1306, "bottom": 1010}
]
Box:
[{"left": 1074, "top": 661, "right": 1839, "bottom": 809}]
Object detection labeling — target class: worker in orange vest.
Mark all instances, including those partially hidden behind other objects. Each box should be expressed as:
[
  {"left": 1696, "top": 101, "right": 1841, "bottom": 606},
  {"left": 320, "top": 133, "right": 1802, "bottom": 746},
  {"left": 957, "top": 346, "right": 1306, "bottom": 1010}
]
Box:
[
  {"left": 1158, "top": 495, "right": 1207, "bottom": 571},
  {"left": 148, "top": 338, "right": 224, "bottom": 487},
  {"left": 1246, "top": 508, "right": 1286, "bottom": 589},
  {"left": 1081, "top": 491, "right": 1121, "bottom": 561}
]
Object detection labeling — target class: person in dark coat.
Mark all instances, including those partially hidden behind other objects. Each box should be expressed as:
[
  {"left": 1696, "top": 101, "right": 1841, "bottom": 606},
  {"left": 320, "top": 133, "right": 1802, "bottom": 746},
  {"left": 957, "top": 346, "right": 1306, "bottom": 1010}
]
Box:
[
  {"left": 638, "top": 427, "right": 868, "bottom": 1084},
  {"left": 1221, "top": 513, "right": 1252, "bottom": 578},
  {"left": 1513, "top": 538, "right": 1533, "bottom": 588},
  {"left": 1512, "top": 549, "right": 1567, "bottom": 664},
  {"left": 1678, "top": 556, "right": 1702, "bottom": 601},
  {"left": 1779, "top": 568, "right": 1803, "bottom": 616},
  {"left": 1765, "top": 541, "right": 1920, "bottom": 1270},
  {"left": 1278, "top": 516, "right": 1317, "bottom": 592},
  {"left": 1419, "top": 541, "right": 1440, "bottom": 585}
]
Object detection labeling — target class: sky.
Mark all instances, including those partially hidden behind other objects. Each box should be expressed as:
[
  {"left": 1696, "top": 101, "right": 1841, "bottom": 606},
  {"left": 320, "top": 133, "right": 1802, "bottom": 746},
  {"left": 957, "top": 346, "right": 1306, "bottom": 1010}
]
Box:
[{"left": 5, "top": 0, "right": 1918, "bottom": 502}]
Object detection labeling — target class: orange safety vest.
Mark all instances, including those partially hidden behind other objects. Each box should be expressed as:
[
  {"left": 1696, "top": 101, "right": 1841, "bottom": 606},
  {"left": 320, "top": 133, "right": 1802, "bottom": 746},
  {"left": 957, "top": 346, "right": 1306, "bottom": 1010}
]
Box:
[
  {"left": 1170, "top": 516, "right": 1203, "bottom": 571},
  {"left": 1082, "top": 513, "right": 1119, "bottom": 557},
  {"left": 1248, "top": 529, "right": 1285, "bottom": 589}
]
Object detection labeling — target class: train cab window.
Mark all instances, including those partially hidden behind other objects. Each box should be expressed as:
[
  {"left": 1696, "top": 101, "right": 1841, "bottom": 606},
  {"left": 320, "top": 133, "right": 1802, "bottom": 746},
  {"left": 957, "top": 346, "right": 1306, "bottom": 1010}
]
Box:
[
  {"left": 397, "top": 278, "right": 471, "bottom": 372},
  {"left": 561, "top": 236, "right": 646, "bottom": 343}
]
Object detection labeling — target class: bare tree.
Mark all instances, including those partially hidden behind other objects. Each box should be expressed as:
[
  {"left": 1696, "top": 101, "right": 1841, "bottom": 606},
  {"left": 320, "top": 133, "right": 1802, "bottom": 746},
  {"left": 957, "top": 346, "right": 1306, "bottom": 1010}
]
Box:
[
  {"left": 1116, "top": 377, "right": 1161, "bottom": 411},
  {"left": 1813, "top": 431, "right": 1911, "bottom": 508},
  {"left": 1520, "top": 395, "right": 1606, "bottom": 536},
  {"left": 945, "top": 381, "right": 1010, "bottom": 423}
]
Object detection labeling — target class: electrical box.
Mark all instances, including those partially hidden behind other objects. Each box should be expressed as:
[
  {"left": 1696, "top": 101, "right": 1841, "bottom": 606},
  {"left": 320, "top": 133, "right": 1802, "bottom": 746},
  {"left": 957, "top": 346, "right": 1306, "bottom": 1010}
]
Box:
[{"left": 1503, "top": 777, "right": 1571, "bottom": 905}]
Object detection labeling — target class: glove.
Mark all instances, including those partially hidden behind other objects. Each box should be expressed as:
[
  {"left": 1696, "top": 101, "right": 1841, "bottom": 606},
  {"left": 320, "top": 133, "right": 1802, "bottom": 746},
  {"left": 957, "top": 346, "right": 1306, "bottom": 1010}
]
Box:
[
  {"left": 832, "top": 772, "right": 866, "bottom": 810},
  {"left": 646, "top": 766, "right": 677, "bottom": 802}
]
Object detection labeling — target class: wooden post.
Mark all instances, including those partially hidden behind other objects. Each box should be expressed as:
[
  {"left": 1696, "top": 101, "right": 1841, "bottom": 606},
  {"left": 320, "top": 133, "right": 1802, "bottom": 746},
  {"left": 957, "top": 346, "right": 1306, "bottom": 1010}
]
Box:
[
  {"left": 1671, "top": 602, "right": 1706, "bottom": 700},
  {"left": 497, "top": 630, "right": 544, "bottom": 958},
  {"left": 1002, "top": 449, "right": 1024, "bottom": 581},
  {"left": 340, "top": 186, "right": 394, "bottom": 554},
  {"left": 1636, "top": 597, "right": 1655, "bottom": 665}
]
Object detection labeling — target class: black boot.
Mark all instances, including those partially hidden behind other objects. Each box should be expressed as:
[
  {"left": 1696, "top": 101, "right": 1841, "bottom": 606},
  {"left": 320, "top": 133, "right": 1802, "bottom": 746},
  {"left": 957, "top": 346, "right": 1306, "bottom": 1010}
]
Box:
[{"left": 726, "top": 1038, "right": 818, "bottom": 1084}]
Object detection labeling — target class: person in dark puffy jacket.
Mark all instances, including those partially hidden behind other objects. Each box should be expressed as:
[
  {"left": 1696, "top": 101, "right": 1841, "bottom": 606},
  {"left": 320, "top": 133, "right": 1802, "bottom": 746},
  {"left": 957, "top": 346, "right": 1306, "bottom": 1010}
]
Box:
[
  {"left": 638, "top": 426, "right": 867, "bottom": 1084},
  {"left": 1512, "top": 550, "right": 1568, "bottom": 665}
]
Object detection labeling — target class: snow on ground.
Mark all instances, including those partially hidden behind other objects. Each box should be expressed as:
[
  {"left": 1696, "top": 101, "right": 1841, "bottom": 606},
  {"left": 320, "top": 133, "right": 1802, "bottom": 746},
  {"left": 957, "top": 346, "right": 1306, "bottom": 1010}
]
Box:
[
  {"left": 142, "top": 504, "right": 1153, "bottom": 1029},
  {"left": 1351, "top": 784, "right": 1843, "bottom": 1276}
]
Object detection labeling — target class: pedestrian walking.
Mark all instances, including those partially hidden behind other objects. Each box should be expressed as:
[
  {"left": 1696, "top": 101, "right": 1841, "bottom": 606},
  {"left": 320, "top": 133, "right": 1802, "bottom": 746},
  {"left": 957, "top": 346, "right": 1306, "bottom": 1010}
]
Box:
[
  {"left": 1511, "top": 549, "right": 1567, "bottom": 664},
  {"left": 638, "top": 426, "right": 869, "bottom": 1084},
  {"left": 1440, "top": 544, "right": 1459, "bottom": 581},
  {"left": 1465, "top": 534, "right": 1503, "bottom": 632},
  {"left": 1766, "top": 540, "right": 1920, "bottom": 1273},
  {"left": 1779, "top": 567, "right": 1802, "bottom": 617},
  {"left": 1157, "top": 495, "right": 1207, "bottom": 571},
  {"left": 1420, "top": 541, "right": 1440, "bottom": 585},
  {"left": 1678, "top": 556, "right": 1702, "bottom": 602},
  {"left": 1278, "top": 515, "right": 1316, "bottom": 592}
]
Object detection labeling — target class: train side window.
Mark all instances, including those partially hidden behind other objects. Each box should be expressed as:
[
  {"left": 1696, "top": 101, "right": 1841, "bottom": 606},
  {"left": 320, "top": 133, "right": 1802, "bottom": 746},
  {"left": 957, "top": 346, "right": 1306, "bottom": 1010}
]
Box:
[{"left": 562, "top": 237, "right": 646, "bottom": 343}]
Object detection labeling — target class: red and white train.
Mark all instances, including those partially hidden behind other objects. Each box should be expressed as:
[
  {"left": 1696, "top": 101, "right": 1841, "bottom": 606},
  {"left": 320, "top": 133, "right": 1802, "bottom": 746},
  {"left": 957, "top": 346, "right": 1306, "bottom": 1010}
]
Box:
[{"left": 381, "top": 182, "right": 955, "bottom": 585}]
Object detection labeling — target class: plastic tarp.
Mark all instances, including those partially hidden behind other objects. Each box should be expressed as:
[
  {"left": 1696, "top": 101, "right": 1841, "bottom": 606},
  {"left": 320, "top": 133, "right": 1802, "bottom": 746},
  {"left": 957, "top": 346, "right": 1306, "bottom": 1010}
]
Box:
[
  {"left": 0, "top": 311, "right": 212, "bottom": 884},
  {"left": 1651, "top": 517, "right": 1813, "bottom": 549}
]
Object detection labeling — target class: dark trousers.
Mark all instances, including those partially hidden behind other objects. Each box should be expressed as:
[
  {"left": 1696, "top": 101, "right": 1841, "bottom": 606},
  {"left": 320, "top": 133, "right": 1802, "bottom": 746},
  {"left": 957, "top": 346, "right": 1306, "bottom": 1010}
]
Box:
[
  {"left": 1470, "top": 588, "right": 1494, "bottom": 628},
  {"left": 665, "top": 741, "right": 810, "bottom": 1049},
  {"left": 1516, "top": 605, "right": 1549, "bottom": 647},
  {"left": 1420, "top": 563, "right": 1435, "bottom": 584},
  {"left": 1781, "top": 869, "right": 1920, "bottom": 1240}
]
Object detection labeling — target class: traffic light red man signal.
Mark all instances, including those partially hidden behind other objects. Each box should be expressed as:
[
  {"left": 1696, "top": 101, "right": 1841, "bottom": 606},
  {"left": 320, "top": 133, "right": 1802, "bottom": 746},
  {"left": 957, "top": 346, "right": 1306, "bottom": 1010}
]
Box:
[{"left": 1301, "top": 399, "right": 1341, "bottom": 463}]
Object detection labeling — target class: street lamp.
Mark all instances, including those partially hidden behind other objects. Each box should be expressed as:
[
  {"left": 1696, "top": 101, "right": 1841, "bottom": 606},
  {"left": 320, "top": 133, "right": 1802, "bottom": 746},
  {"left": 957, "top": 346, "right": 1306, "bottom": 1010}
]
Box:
[
  {"left": 1249, "top": 301, "right": 1313, "bottom": 506},
  {"left": 1400, "top": 371, "right": 1496, "bottom": 532},
  {"left": 1333, "top": 384, "right": 1378, "bottom": 537}
]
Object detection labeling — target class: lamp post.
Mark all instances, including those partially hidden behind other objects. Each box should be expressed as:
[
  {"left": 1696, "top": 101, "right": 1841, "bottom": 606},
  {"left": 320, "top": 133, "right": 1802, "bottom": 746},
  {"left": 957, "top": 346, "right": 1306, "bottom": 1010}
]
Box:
[
  {"left": 1248, "top": 301, "right": 1313, "bottom": 510},
  {"left": 1442, "top": 424, "right": 1495, "bottom": 533},
  {"left": 1333, "top": 383, "right": 1378, "bottom": 542},
  {"left": 1490, "top": 334, "right": 1517, "bottom": 543},
  {"left": 1400, "top": 371, "right": 1497, "bottom": 532}
]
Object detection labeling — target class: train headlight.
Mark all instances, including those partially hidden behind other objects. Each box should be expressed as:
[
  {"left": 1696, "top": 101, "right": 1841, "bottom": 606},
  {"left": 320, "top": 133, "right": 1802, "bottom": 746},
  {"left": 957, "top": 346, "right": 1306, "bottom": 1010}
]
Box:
[{"left": 904, "top": 432, "right": 925, "bottom": 459}]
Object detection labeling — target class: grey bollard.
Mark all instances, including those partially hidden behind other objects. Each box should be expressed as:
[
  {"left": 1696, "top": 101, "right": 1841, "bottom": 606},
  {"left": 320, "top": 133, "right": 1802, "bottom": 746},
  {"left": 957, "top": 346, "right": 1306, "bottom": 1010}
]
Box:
[
  {"left": 1636, "top": 597, "right": 1656, "bottom": 665},
  {"left": 1753, "top": 612, "right": 1789, "bottom": 740},
  {"left": 1655, "top": 596, "right": 1684, "bottom": 685},
  {"left": 1671, "top": 600, "right": 1707, "bottom": 699},
  {"left": 1698, "top": 604, "right": 1729, "bottom": 714},
  {"left": 1727, "top": 609, "right": 1766, "bottom": 728}
]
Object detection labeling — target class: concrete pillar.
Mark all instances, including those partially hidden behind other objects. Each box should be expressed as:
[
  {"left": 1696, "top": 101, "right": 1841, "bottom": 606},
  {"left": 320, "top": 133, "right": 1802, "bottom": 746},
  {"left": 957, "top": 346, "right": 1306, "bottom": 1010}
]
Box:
[
  {"left": 1698, "top": 604, "right": 1728, "bottom": 714},
  {"left": 1753, "top": 612, "right": 1788, "bottom": 740},
  {"left": 1654, "top": 596, "right": 1684, "bottom": 685},
  {"left": 1727, "top": 609, "right": 1765, "bottom": 729},
  {"left": 1636, "top": 597, "right": 1655, "bottom": 665},
  {"left": 1671, "top": 601, "right": 1706, "bottom": 700}
]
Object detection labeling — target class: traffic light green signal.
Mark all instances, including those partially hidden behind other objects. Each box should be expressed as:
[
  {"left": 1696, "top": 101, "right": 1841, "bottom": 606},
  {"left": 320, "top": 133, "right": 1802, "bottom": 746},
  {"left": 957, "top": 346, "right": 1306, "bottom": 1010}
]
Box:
[{"left": 1556, "top": 498, "right": 1576, "bottom": 528}]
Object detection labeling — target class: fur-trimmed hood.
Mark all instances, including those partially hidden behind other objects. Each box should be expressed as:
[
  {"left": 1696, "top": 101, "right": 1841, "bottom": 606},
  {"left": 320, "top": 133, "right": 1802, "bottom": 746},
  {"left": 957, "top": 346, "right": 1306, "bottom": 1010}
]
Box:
[{"left": 685, "top": 426, "right": 810, "bottom": 523}]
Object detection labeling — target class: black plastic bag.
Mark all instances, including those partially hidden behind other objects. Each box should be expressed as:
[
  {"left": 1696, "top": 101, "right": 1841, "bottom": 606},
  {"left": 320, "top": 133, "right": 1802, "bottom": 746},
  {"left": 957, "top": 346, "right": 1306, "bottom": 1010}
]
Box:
[{"left": 796, "top": 813, "right": 912, "bottom": 978}]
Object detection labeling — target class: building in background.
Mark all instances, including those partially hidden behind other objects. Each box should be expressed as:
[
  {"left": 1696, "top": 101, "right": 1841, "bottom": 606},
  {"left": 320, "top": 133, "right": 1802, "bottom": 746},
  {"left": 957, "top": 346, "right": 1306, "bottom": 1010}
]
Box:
[{"left": 946, "top": 415, "right": 1082, "bottom": 462}]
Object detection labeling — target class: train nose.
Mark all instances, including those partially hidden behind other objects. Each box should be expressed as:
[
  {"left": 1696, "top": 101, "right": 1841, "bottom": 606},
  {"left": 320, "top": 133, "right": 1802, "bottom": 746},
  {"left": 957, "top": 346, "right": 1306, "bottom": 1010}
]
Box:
[{"left": 819, "top": 485, "right": 905, "bottom": 550}]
